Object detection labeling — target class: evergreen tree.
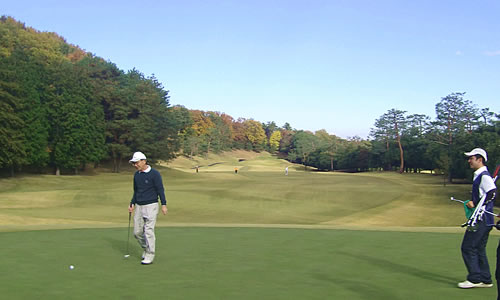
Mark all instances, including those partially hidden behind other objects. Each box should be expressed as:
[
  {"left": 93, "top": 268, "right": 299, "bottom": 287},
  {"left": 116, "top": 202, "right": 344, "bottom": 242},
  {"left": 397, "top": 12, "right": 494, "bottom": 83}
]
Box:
[{"left": 0, "top": 66, "right": 26, "bottom": 175}]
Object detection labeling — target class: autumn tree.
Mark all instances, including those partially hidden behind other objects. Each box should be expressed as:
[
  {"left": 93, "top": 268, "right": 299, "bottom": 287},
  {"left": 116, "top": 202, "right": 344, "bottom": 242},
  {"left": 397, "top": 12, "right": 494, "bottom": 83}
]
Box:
[
  {"left": 269, "top": 130, "right": 282, "bottom": 152},
  {"left": 243, "top": 119, "right": 267, "bottom": 150}
]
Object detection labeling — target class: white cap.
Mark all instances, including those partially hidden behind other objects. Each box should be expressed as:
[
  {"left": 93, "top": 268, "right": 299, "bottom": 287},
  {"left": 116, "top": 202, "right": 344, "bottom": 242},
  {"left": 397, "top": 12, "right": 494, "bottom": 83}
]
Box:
[
  {"left": 129, "top": 151, "right": 147, "bottom": 163},
  {"left": 464, "top": 148, "right": 487, "bottom": 162}
]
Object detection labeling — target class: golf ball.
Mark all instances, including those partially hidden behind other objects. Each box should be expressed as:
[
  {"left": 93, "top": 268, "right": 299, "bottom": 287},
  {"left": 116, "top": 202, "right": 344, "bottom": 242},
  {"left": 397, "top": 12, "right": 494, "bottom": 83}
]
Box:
[{"left": 69, "top": 265, "right": 74, "bottom": 270}]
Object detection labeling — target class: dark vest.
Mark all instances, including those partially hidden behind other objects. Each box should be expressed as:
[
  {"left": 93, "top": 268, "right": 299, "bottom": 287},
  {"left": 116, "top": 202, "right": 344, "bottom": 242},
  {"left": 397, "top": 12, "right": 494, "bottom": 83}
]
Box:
[{"left": 472, "top": 170, "right": 494, "bottom": 225}]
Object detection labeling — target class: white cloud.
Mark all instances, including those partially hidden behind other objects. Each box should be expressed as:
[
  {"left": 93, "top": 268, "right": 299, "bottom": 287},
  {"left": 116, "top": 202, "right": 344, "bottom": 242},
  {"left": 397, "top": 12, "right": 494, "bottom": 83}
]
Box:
[
  {"left": 455, "top": 50, "right": 463, "bottom": 56},
  {"left": 483, "top": 50, "right": 500, "bottom": 56}
]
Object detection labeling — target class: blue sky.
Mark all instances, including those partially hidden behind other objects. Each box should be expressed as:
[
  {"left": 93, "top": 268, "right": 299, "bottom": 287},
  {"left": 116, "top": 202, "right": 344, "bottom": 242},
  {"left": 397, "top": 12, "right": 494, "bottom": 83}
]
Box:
[{"left": 4, "top": 0, "right": 499, "bottom": 138}]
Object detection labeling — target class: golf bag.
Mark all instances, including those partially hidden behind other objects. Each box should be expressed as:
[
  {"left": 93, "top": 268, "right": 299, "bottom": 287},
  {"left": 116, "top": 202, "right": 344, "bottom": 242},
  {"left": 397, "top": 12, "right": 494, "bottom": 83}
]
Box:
[{"left": 463, "top": 164, "right": 500, "bottom": 231}]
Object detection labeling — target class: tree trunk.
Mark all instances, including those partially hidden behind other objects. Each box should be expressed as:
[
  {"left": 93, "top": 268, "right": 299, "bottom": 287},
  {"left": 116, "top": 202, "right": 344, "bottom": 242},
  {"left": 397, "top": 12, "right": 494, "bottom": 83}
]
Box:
[
  {"left": 117, "top": 155, "right": 122, "bottom": 173},
  {"left": 397, "top": 138, "right": 404, "bottom": 173}
]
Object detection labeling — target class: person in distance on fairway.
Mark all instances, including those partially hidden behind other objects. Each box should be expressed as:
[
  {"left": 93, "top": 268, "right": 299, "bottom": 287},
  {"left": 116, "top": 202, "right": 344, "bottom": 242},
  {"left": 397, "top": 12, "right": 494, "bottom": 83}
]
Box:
[
  {"left": 458, "top": 148, "right": 497, "bottom": 289},
  {"left": 128, "top": 151, "right": 168, "bottom": 265}
]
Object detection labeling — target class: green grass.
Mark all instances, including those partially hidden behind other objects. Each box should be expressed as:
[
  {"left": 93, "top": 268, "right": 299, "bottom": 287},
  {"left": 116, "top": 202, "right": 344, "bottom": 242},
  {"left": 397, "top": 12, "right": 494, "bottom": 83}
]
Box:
[
  {"left": 0, "top": 227, "right": 496, "bottom": 300},
  {"left": 0, "top": 151, "right": 497, "bottom": 299}
]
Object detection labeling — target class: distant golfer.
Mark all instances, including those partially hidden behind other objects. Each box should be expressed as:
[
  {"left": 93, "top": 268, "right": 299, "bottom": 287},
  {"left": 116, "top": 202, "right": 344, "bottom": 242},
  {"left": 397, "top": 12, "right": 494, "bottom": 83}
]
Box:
[
  {"left": 128, "top": 151, "right": 168, "bottom": 265},
  {"left": 458, "top": 148, "right": 497, "bottom": 288},
  {"left": 285, "top": 166, "right": 288, "bottom": 176}
]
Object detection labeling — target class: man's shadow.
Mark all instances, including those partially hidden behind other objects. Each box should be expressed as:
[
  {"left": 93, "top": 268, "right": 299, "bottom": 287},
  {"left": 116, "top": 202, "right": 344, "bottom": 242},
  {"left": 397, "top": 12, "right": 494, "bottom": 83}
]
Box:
[{"left": 336, "top": 250, "right": 457, "bottom": 286}]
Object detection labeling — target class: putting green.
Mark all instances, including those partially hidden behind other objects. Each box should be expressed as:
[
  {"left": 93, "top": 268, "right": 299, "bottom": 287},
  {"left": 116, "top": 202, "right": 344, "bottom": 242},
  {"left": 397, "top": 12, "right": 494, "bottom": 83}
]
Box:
[{"left": 0, "top": 227, "right": 496, "bottom": 300}]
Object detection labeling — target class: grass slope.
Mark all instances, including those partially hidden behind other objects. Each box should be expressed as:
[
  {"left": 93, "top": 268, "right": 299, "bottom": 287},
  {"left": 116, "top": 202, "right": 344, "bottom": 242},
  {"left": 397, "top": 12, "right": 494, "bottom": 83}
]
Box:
[{"left": 0, "top": 151, "right": 475, "bottom": 230}]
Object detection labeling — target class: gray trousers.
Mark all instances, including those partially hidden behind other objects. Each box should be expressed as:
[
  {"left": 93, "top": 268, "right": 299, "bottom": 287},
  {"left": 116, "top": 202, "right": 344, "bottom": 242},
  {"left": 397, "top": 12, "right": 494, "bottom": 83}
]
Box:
[{"left": 134, "top": 202, "right": 159, "bottom": 261}]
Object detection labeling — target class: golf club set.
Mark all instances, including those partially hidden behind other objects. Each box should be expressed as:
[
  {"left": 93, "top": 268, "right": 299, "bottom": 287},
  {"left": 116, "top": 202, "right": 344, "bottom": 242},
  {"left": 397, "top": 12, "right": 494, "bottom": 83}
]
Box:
[
  {"left": 450, "top": 196, "right": 500, "bottom": 230},
  {"left": 450, "top": 165, "right": 500, "bottom": 231}
]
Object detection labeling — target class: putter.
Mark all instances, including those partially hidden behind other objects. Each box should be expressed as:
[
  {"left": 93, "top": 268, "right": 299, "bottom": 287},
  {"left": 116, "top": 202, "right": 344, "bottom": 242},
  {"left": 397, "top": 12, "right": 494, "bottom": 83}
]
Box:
[{"left": 124, "top": 211, "right": 131, "bottom": 258}]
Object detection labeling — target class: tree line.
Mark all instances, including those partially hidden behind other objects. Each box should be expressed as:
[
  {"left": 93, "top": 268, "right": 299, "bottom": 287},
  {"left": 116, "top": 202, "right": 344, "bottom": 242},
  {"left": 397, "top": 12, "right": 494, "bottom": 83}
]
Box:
[
  {"left": 0, "top": 17, "right": 188, "bottom": 175},
  {"left": 1, "top": 17, "right": 498, "bottom": 181}
]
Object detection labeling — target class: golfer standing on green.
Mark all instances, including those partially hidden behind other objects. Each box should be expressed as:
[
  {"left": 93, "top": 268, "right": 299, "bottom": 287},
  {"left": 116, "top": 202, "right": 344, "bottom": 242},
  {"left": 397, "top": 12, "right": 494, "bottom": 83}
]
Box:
[
  {"left": 128, "top": 151, "right": 168, "bottom": 265},
  {"left": 458, "top": 148, "right": 497, "bottom": 288}
]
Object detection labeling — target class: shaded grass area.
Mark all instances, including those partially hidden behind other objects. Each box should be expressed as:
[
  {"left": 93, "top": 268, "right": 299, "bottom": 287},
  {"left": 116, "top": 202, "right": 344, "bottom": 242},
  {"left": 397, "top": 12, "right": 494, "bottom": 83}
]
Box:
[{"left": 0, "top": 227, "right": 496, "bottom": 300}]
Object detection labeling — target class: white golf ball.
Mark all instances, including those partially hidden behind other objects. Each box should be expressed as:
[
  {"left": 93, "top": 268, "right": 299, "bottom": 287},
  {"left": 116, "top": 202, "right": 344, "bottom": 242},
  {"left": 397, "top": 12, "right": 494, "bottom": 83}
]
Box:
[{"left": 69, "top": 265, "right": 75, "bottom": 270}]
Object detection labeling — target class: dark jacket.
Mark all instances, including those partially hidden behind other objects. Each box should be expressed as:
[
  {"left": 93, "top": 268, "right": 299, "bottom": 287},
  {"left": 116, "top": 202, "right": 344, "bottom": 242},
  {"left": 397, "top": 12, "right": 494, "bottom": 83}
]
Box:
[{"left": 130, "top": 167, "right": 166, "bottom": 206}]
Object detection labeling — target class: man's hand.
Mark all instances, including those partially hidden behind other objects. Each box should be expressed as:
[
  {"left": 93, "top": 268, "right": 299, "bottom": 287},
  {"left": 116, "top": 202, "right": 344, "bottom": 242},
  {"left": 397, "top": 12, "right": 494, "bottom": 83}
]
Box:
[
  {"left": 128, "top": 204, "right": 134, "bottom": 213},
  {"left": 466, "top": 201, "right": 475, "bottom": 208},
  {"left": 161, "top": 205, "right": 168, "bottom": 215}
]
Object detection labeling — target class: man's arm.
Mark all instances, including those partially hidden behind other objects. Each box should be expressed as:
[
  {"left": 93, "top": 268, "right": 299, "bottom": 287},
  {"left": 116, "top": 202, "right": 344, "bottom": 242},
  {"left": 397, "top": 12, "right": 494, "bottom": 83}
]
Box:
[
  {"left": 153, "top": 170, "right": 167, "bottom": 215},
  {"left": 482, "top": 174, "right": 497, "bottom": 204},
  {"left": 485, "top": 189, "right": 497, "bottom": 203},
  {"left": 153, "top": 171, "right": 166, "bottom": 205}
]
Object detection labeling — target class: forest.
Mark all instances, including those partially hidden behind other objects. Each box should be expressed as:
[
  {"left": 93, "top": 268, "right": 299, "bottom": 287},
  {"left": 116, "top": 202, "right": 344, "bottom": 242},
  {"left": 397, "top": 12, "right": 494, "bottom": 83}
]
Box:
[{"left": 1, "top": 16, "right": 498, "bottom": 181}]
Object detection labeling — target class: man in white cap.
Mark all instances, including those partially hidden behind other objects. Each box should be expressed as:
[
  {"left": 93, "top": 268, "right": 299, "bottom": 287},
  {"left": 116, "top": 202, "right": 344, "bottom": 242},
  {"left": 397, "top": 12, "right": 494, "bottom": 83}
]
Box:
[
  {"left": 458, "top": 148, "right": 497, "bottom": 288},
  {"left": 128, "top": 151, "right": 168, "bottom": 265}
]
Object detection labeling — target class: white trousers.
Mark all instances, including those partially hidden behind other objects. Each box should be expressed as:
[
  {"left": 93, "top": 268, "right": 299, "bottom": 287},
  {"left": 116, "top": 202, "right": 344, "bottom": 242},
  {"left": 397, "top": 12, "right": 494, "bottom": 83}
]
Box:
[{"left": 133, "top": 202, "right": 159, "bottom": 261}]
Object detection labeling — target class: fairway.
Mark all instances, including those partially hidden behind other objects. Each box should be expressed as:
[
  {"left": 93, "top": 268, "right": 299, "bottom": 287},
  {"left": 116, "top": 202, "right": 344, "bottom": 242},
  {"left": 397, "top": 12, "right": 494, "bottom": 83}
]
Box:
[
  {"left": 0, "top": 151, "right": 498, "bottom": 299},
  {"left": 0, "top": 152, "right": 475, "bottom": 229}
]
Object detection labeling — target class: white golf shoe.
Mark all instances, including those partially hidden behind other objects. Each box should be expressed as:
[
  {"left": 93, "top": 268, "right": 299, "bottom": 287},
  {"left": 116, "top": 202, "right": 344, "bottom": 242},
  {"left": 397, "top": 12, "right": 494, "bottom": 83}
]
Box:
[
  {"left": 458, "top": 280, "right": 493, "bottom": 288},
  {"left": 141, "top": 252, "right": 154, "bottom": 265}
]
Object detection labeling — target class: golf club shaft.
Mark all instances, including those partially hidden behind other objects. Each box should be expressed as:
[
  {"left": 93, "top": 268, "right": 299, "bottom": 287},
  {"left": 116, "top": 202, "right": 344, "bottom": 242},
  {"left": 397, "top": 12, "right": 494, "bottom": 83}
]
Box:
[
  {"left": 126, "top": 211, "right": 131, "bottom": 255},
  {"left": 480, "top": 208, "right": 499, "bottom": 217},
  {"left": 450, "top": 197, "right": 498, "bottom": 216}
]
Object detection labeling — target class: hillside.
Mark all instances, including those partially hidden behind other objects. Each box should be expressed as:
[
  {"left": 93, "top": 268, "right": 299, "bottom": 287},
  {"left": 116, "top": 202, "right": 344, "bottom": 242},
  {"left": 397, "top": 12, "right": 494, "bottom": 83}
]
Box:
[{"left": 163, "top": 150, "right": 301, "bottom": 173}]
